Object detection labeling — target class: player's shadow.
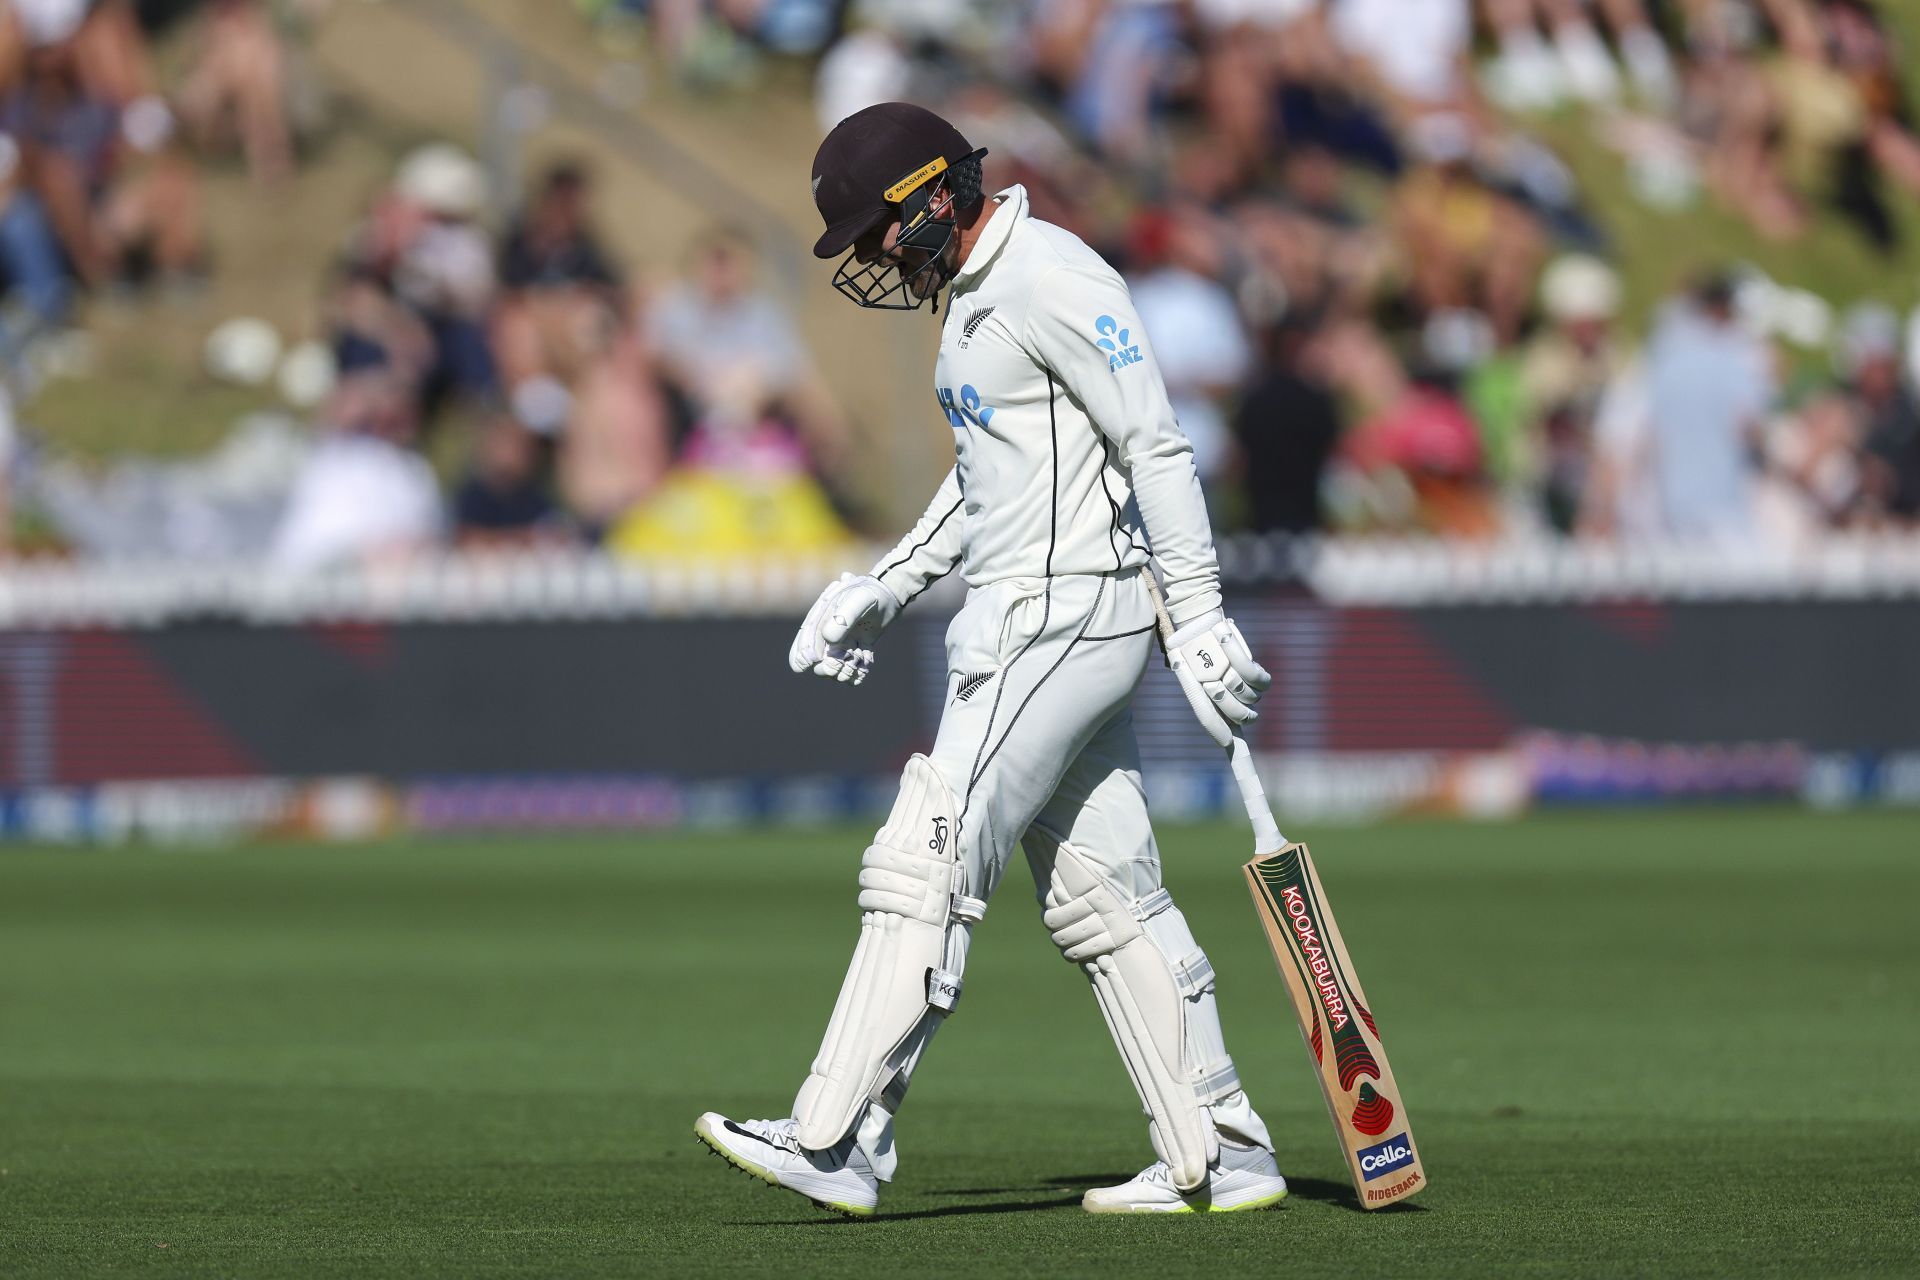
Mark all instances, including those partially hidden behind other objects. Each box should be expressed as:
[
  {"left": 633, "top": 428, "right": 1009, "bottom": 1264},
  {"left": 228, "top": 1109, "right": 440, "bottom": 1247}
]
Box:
[
  {"left": 742, "top": 1193, "right": 1083, "bottom": 1225},
  {"left": 1037, "top": 1174, "right": 1427, "bottom": 1216},
  {"left": 741, "top": 1172, "right": 1425, "bottom": 1224},
  {"left": 921, "top": 1173, "right": 1131, "bottom": 1197},
  {"left": 1282, "top": 1175, "right": 1429, "bottom": 1214},
  {"left": 739, "top": 1174, "right": 1126, "bottom": 1224}
]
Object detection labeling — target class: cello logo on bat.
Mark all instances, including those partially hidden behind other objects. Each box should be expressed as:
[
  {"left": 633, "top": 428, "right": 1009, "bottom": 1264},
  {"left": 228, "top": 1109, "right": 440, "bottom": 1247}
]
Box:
[{"left": 1356, "top": 1133, "right": 1415, "bottom": 1180}]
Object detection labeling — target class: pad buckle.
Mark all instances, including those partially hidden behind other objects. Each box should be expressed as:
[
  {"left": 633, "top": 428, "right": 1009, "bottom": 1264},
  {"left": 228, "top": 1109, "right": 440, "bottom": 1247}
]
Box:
[
  {"left": 1192, "top": 1058, "right": 1241, "bottom": 1103},
  {"left": 1171, "top": 950, "right": 1215, "bottom": 998},
  {"left": 1127, "top": 887, "right": 1175, "bottom": 923}
]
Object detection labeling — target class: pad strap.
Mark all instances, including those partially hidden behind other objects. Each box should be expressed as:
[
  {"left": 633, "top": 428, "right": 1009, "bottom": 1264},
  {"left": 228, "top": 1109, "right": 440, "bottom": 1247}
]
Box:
[{"left": 1192, "top": 1057, "right": 1242, "bottom": 1103}]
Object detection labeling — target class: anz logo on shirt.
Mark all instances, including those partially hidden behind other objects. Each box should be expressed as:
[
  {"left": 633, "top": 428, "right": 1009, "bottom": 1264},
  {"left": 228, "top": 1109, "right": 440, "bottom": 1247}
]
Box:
[
  {"left": 938, "top": 384, "right": 995, "bottom": 431},
  {"left": 1095, "top": 315, "right": 1142, "bottom": 372}
]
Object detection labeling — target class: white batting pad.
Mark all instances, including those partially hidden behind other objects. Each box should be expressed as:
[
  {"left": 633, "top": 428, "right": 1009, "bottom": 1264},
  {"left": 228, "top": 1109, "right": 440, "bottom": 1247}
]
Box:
[
  {"left": 1037, "top": 832, "right": 1241, "bottom": 1193},
  {"left": 793, "top": 756, "right": 983, "bottom": 1153}
]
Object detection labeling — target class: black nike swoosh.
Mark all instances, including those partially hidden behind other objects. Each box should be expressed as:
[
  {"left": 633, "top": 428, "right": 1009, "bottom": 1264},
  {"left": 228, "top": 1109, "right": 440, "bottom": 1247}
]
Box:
[{"left": 721, "top": 1119, "right": 781, "bottom": 1150}]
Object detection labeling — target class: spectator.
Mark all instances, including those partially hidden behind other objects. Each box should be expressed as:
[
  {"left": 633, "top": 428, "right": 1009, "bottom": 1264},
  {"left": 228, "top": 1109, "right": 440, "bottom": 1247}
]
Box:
[
  {"left": 1680, "top": 4, "right": 1807, "bottom": 241},
  {"left": 176, "top": 0, "right": 294, "bottom": 185},
  {"left": 492, "top": 160, "right": 623, "bottom": 435},
  {"left": 1671, "top": 0, "right": 1920, "bottom": 249},
  {"left": 1044, "top": 0, "right": 1186, "bottom": 164},
  {"left": 812, "top": 18, "right": 907, "bottom": 132},
  {"left": 648, "top": 225, "right": 848, "bottom": 472},
  {"left": 1190, "top": 0, "right": 1314, "bottom": 178},
  {"left": 1125, "top": 206, "right": 1251, "bottom": 489},
  {"left": 0, "top": 135, "right": 71, "bottom": 348},
  {"left": 650, "top": 227, "right": 799, "bottom": 418},
  {"left": 1818, "top": 0, "right": 1920, "bottom": 207},
  {"left": 1328, "top": 320, "right": 1495, "bottom": 535},
  {"left": 1841, "top": 302, "right": 1920, "bottom": 520},
  {"left": 1392, "top": 115, "right": 1544, "bottom": 344},
  {"left": 497, "top": 161, "right": 621, "bottom": 296},
  {"left": 1769, "top": 0, "right": 1920, "bottom": 251},
  {"left": 1758, "top": 387, "right": 1865, "bottom": 541},
  {"left": 0, "top": 0, "right": 166, "bottom": 105},
  {"left": 2, "top": 39, "right": 201, "bottom": 288},
  {"left": 559, "top": 321, "right": 674, "bottom": 536},
  {"left": 1235, "top": 319, "right": 1342, "bottom": 534},
  {"left": 1637, "top": 274, "right": 1776, "bottom": 547},
  {"left": 453, "top": 416, "right": 560, "bottom": 548},
  {"left": 352, "top": 144, "right": 498, "bottom": 407},
  {"left": 270, "top": 371, "right": 442, "bottom": 570},
  {"left": 1271, "top": 20, "right": 1405, "bottom": 177},
  {"left": 324, "top": 261, "right": 435, "bottom": 388},
  {"left": 1520, "top": 255, "right": 1628, "bottom": 531}
]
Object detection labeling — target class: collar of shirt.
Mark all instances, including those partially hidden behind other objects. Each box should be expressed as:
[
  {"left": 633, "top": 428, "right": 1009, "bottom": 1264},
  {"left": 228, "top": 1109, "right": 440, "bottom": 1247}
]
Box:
[{"left": 950, "top": 184, "right": 1028, "bottom": 291}]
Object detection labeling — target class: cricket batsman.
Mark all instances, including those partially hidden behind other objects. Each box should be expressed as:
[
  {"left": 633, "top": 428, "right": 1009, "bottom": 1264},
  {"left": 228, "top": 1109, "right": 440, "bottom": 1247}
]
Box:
[{"left": 695, "top": 102, "right": 1285, "bottom": 1217}]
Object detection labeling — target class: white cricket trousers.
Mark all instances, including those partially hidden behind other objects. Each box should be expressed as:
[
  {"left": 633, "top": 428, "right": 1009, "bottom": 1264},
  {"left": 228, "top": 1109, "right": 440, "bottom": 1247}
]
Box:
[{"left": 851, "top": 569, "right": 1269, "bottom": 1172}]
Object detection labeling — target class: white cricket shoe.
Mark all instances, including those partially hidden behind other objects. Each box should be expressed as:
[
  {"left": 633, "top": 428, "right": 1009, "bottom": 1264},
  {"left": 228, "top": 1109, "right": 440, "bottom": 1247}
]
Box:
[
  {"left": 1082, "top": 1139, "right": 1288, "bottom": 1214},
  {"left": 693, "top": 1112, "right": 880, "bottom": 1218}
]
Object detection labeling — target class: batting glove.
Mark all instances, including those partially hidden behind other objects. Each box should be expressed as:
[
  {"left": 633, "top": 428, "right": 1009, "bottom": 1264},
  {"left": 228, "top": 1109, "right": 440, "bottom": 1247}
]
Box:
[
  {"left": 1166, "top": 610, "right": 1271, "bottom": 748},
  {"left": 788, "top": 573, "right": 902, "bottom": 687}
]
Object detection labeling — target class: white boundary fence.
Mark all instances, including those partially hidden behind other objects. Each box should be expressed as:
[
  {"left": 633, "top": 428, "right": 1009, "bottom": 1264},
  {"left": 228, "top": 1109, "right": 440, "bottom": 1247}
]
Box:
[{"left": 5, "top": 534, "right": 1920, "bottom": 627}]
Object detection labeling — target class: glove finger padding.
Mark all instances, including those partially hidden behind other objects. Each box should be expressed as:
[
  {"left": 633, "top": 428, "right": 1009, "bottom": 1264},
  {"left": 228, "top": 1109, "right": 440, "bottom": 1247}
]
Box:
[
  {"left": 1214, "top": 667, "right": 1259, "bottom": 711},
  {"left": 1210, "top": 684, "right": 1258, "bottom": 725},
  {"left": 823, "top": 648, "right": 872, "bottom": 686},
  {"left": 1220, "top": 622, "right": 1272, "bottom": 691}
]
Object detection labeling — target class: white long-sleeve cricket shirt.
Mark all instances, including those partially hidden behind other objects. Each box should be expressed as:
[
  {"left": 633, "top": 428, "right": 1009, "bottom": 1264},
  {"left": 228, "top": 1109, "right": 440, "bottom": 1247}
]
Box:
[{"left": 868, "top": 185, "right": 1225, "bottom": 628}]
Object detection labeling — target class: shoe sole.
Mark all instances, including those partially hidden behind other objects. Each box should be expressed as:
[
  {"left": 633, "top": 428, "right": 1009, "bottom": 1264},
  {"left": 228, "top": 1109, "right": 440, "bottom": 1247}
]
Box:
[
  {"left": 692, "top": 1116, "right": 875, "bottom": 1220},
  {"left": 1083, "top": 1185, "right": 1289, "bottom": 1215}
]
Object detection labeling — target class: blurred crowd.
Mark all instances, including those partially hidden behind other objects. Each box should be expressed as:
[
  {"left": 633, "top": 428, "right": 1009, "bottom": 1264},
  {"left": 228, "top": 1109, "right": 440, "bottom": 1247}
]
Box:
[
  {"left": 281, "top": 146, "right": 856, "bottom": 568},
  {"left": 0, "top": 0, "right": 311, "bottom": 556},
  {"left": 7, "top": 0, "right": 1920, "bottom": 568},
  {"left": 581, "top": 0, "right": 1920, "bottom": 548},
  {"left": 0, "top": 0, "right": 862, "bottom": 567},
  {"left": 0, "top": 0, "right": 303, "bottom": 338},
  {"left": 794, "top": 0, "right": 1920, "bottom": 545},
  {"left": 27, "top": 138, "right": 863, "bottom": 567}
]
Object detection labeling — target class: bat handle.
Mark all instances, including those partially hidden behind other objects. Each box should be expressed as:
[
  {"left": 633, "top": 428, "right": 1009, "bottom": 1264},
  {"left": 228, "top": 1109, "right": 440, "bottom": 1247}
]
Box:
[
  {"left": 1229, "top": 730, "right": 1287, "bottom": 852},
  {"left": 1139, "top": 568, "right": 1290, "bottom": 852}
]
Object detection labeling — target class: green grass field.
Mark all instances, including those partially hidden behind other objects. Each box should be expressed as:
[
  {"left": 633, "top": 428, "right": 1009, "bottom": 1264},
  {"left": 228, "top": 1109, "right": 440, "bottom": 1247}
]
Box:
[{"left": 2, "top": 810, "right": 1917, "bottom": 1277}]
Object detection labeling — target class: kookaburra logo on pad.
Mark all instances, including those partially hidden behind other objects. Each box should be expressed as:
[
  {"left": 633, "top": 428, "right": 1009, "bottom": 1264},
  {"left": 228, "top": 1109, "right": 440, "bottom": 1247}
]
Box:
[{"left": 928, "top": 817, "right": 948, "bottom": 856}]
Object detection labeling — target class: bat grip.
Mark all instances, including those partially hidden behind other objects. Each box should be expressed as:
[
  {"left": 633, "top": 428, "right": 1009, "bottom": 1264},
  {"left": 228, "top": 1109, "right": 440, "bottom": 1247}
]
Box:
[
  {"left": 1139, "top": 567, "right": 1290, "bottom": 852},
  {"left": 1229, "top": 730, "right": 1287, "bottom": 852}
]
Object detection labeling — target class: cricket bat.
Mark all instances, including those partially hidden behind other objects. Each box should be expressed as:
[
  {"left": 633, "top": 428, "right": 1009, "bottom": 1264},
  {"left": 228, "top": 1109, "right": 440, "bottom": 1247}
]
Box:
[
  {"left": 1242, "top": 839, "right": 1425, "bottom": 1208},
  {"left": 1142, "top": 570, "right": 1425, "bottom": 1210}
]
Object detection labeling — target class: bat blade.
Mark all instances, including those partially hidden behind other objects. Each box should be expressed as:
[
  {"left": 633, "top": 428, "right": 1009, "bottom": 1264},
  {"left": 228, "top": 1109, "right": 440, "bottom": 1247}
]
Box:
[{"left": 1244, "top": 843, "right": 1425, "bottom": 1209}]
